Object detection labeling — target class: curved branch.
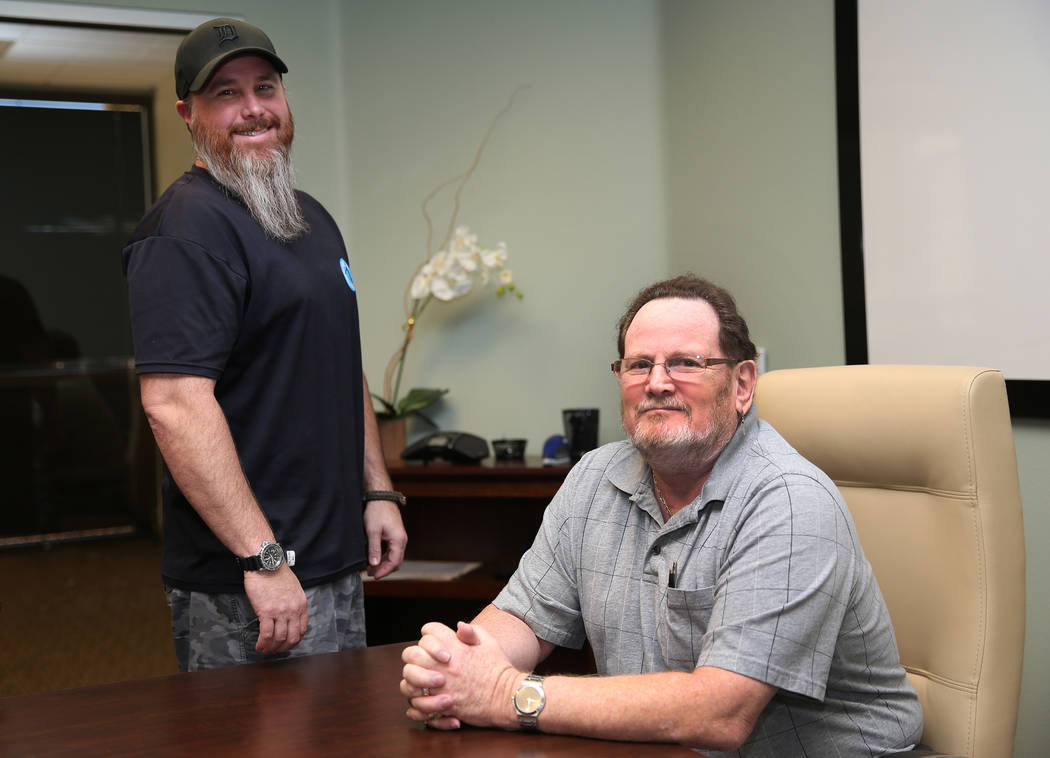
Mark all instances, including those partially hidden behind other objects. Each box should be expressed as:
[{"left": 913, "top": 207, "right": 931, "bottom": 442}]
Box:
[{"left": 441, "top": 84, "right": 531, "bottom": 252}]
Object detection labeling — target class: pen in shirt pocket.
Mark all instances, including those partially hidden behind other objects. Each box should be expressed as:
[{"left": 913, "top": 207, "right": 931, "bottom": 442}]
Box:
[{"left": 668, "top": 561, "right": 677, "bottom": 588}]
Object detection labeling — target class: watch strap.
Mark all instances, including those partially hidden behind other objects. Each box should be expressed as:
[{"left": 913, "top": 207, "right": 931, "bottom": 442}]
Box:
[
  {"left": 235, "top": 554, "right": 264, "bottom": 570},
  {"left": 363, "top": 490, "right": 406, "bottom": 507}
]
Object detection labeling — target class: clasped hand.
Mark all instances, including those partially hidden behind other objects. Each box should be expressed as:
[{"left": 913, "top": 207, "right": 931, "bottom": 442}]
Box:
[{"left": 400, "top": 621, "right": 522, "bottom": 731}]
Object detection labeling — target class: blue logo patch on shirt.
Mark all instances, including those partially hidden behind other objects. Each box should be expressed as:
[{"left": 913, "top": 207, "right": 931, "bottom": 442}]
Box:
[{"left": 340, "top": 258, "right": 356, "bottom": 291}]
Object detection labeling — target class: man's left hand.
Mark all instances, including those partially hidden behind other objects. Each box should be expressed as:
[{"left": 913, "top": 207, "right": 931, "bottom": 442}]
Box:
[{"left": 363, "top": 499, "right": 407, "bottom": 578}]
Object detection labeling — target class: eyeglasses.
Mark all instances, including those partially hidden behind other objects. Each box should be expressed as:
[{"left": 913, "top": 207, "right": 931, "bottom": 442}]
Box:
[{"left": 611, "top": 355, "right": 739, "bottom": 383}]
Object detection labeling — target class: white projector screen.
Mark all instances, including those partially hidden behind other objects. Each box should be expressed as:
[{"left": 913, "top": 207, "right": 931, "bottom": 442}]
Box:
[{"left": 837, "top": 0, "right": 1050, "bottom": 416}]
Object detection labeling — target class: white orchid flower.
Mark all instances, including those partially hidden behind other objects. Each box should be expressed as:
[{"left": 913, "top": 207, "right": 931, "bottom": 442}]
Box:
[
  {"left": 430, "top": 250, "right": 454, "bottom": 276},
  {"left": 452, "top": 225, "right": 479, "bottom": 253},
  {"left": 410, "top": 271, "right": 431, "bottom": 299},
  {"left": 431, "top": 270, "right": 473, "bottom": 301},
  {"left": 407, "top": 227, "right": 518, "bottom": 306},
  {"left": 454, "top": 249, "right": 480, "bottom": 272},
  {"left": 481, "top": 242, "right": 508, "bottom": 269}
]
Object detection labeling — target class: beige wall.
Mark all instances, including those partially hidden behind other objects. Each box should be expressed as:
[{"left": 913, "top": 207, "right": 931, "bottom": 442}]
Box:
[
  {"left": 151, "top": 73, "right": 193, "bottom": 193},
  {"left": 49, "top": 1, "right": 1050, "bottom": 755}
]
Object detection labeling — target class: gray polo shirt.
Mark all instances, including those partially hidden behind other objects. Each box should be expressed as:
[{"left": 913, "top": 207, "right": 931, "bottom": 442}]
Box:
[{"left": 494, "top": 405, "right": 923, "bottom": 756}]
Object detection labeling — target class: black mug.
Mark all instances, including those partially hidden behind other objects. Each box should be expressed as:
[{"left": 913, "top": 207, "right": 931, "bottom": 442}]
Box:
[{"left": 562, "top": 408, "right": 599, "bottom": 461}]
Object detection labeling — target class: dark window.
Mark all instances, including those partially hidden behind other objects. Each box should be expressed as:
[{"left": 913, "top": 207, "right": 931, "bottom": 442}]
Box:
[{"left": 0, "top": 96, "right": 154, "bottom": 542}]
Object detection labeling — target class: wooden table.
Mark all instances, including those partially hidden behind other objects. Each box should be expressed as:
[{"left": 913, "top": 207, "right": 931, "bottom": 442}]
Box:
[{"left": 0, "top": 643, "right": 698, "bottom": 757}]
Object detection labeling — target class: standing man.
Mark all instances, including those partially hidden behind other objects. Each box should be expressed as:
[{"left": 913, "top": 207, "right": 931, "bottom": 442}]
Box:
[
  {"left": 123, "top": 18, "right": 406, "bottom": 671},
  {"left": 401, "top": 276, "right": 923, "bottom": 755}
]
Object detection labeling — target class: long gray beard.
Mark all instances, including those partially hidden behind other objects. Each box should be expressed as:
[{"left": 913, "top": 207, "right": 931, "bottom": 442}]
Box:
[{"left": 193, "top": 135, "right": 310, "bottom": 243}]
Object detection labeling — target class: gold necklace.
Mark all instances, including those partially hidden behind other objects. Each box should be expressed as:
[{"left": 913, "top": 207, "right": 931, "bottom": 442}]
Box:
[{"left": 653, "top": 476, "right": 672, "bottom": 522}]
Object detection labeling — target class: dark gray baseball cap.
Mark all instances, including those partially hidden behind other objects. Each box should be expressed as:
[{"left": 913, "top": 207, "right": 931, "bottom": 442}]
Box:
[{"left": 175, "top": 18, "right": 288, "bottom": 99}]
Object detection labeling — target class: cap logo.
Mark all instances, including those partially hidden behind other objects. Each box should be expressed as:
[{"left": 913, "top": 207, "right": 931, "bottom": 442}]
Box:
[{"left": 213, "top": 24, "right": 238, "bottom": 45}]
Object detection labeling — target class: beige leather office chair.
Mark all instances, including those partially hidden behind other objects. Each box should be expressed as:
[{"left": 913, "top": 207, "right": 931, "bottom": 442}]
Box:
[{"left": 754, "top": 365, "right": 1026, "bottom": 758}]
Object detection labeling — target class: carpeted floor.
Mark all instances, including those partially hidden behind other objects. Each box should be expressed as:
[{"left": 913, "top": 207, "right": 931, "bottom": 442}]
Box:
[{"left": 0, "top": 536, "right": 177, "bottom": 697}]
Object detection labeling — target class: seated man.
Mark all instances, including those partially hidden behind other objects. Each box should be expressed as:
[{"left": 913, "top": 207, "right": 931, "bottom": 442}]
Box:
[{"left": 400, "top": 275, "right": 923, "bottom": 756}]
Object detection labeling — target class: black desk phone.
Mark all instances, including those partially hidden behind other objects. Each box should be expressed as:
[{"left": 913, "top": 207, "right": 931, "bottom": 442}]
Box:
[{"left": 400, "top": 431, "right": 490, "bottom": 464}]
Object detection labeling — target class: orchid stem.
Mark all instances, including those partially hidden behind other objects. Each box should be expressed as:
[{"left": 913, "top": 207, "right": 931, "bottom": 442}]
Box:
[{"left": 390, "top": 297, "right": 431, "bottom": 410}]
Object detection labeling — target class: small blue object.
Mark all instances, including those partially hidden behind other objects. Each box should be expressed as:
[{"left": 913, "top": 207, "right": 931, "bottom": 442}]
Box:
[
  {"left": 542, "top": 434, "right": 570, "bottom": 466},
  {"left": 339, "top": 258, "right": 356, "bottom": 291}
]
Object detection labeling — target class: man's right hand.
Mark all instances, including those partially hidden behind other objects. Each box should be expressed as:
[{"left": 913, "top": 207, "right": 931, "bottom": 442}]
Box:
[{"left": 243, "top": 565, "right": 309, "bottom": 654}]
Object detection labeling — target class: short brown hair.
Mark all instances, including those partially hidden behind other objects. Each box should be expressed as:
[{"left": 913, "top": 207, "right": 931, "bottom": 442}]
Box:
[{"left": 616, "top": 275, "right": 758, "bottom": 361}]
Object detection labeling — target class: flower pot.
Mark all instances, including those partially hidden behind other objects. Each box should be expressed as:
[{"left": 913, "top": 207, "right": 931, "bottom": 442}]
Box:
[{"left": 377, "top": 417, "right": 406, "bottom": 466}]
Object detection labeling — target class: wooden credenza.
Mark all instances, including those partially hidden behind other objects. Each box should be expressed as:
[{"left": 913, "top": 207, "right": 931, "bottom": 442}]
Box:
[{"left": 363, "top": 457, "right": 570, "bottom": 645}]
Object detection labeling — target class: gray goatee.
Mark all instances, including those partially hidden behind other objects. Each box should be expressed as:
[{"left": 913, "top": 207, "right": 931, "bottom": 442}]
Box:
[{"left": 624, "top": 377, "right": 738, "bottom": 475}]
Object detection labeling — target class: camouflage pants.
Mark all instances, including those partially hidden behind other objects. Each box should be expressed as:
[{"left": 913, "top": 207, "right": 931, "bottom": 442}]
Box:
[{"left": 164, "top": 571, "right": 365, "bottom": 672}]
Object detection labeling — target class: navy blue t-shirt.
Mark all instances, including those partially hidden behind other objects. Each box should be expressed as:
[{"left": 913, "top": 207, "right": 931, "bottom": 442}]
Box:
[{"left": 123, "top": 166, "right": 366, "bottom": 592}]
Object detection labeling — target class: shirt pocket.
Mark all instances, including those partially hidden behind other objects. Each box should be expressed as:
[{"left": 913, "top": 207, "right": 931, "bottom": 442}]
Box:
[{"left": 656, "top": 585, "right": 716, "bottom": 671}]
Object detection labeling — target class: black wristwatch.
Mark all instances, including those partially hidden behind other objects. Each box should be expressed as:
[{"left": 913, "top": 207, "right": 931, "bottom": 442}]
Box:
[
  {"left": 235, "top": 540, "right": 285, "bottom": 572},
  {"left": 363, "top": 490, "right": 406, "bottom": 507}
]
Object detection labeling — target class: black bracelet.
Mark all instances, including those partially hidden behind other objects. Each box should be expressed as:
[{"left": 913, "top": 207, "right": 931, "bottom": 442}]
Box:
[{"left": 363, "top": 490, "right": 406, "bottom": 507}]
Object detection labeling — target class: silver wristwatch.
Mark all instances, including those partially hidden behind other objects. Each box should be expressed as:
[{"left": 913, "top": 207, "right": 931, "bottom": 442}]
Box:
[
  {"left": 512, "top": 673, "right": 546, "bottom": 730},
  {"left": 235, "top": 540, "right": 285, "bottom": 572}
]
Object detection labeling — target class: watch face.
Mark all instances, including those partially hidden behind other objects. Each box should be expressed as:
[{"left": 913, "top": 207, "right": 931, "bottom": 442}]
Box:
[
  {"left": 259, "top": 541, "right": 284, "bottom": 571},
  {"left": 514, "top": 685, "right": 543, "bottom": 715}
]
